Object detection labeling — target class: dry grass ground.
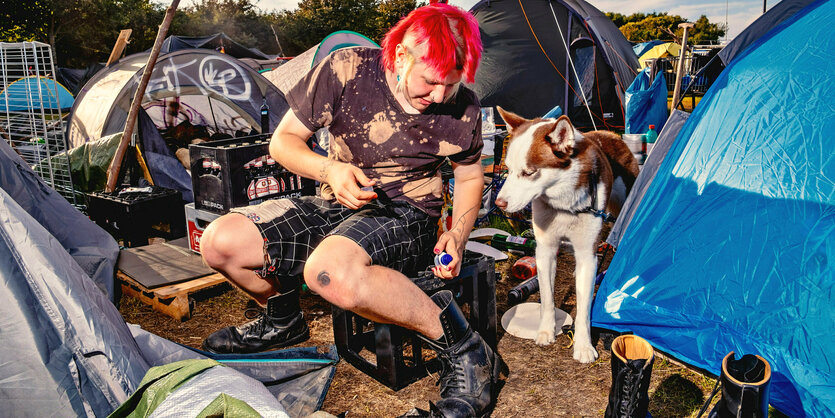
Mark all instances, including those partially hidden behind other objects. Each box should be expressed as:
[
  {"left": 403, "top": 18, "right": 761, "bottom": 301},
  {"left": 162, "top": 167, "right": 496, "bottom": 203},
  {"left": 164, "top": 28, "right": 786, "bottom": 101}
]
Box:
[{"left": 119, "top": 241, "right": 743, "bottom": 417}]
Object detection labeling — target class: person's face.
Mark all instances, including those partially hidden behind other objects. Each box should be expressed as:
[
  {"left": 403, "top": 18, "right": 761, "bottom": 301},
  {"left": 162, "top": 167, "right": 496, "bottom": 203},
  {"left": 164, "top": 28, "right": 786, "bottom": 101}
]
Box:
[{"left": 395, "top": 42, "right": 463, "bottom": 113}]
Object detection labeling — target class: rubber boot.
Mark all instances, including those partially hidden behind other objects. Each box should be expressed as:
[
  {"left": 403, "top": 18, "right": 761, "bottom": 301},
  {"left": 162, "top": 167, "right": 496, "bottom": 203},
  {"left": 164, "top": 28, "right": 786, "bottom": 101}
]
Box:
[
  {"left": 202, "top": 287, "right": 309, "bottom": 354},
  {"left": 417, "top": 290, "right": 503, "bottom": 418},
  {"left": 707, "top": 352, "right": 771, "bottom": 418},
  {"left": 604, "top": 334, "right": 655, "bottom": 418}
]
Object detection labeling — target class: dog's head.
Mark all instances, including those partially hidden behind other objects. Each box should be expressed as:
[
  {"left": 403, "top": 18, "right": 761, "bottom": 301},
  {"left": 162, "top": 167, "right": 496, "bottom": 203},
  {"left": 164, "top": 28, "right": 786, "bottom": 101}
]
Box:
[{"left": 494, "top": 107, "right": 581, "bottom": 213}]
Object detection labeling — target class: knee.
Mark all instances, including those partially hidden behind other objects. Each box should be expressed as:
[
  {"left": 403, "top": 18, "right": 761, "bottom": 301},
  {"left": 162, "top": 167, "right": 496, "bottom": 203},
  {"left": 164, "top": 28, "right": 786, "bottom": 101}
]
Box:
[
  {"left": 303, "top": 253, "right": 364, "bottom": 310},
  {"left": 200, "top": 214, "right": 255, "bottom": 270}
]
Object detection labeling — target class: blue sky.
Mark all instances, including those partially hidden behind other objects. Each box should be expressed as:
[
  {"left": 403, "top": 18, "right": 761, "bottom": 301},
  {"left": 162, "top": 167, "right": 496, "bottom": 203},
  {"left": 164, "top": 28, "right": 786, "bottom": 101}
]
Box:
[{"left": 162, "top": 0, "right": 777, "bottom": 40}]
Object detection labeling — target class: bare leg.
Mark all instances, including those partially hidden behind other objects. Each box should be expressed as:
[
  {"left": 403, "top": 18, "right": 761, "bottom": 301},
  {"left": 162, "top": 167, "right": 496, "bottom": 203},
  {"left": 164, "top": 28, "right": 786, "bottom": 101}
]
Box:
[
  {"left": 200, "top": 213, "right": 280, "bottom": 305},
  {"left": 304, "top": 235, "right": 443, "bottom": 339}
]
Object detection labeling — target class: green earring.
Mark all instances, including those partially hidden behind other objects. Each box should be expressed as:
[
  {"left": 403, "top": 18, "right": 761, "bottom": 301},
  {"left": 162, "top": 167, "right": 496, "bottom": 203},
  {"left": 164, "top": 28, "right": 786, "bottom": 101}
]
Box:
[{"left": 396, "top": 74, "right": 401, "bottom": 82}]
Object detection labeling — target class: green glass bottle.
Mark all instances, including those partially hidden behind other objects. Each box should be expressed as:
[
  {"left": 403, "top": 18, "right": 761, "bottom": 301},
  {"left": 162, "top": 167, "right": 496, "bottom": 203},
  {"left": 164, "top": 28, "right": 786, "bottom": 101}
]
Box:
[{"left": 491, "top": 234, "right": 536, "bottom": 254}]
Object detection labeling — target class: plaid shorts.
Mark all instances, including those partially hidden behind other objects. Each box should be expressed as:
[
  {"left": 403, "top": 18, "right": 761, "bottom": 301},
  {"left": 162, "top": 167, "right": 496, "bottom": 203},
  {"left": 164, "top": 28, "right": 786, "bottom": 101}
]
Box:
[{"left": 230, "top": 196, "right": 438, "bottom": 279}]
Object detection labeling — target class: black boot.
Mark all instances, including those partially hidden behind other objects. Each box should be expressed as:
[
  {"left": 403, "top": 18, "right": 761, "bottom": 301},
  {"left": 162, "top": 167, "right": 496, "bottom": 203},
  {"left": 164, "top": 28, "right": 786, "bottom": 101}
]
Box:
[
  {"left": 605, "top": 334, "right": 655, "bottom": 418},
  {"left": 418, "top": 290, "right": 503, "bottom": 418},
  {"left": 202, "top": 288, "right": 309, "bottom": 354},
  {"left": 707, "top": 352, "right": 771, "bottom": 418}
]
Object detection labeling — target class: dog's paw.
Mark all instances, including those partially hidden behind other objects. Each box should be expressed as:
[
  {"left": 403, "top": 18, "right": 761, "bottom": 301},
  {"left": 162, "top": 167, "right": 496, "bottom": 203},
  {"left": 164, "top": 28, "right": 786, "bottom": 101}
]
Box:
[
  {"left": 535, "top": 330, "right": 556, "bottom": 346},
  {"left": 573, "top": 342, "right": 599, "bottom": 363}
]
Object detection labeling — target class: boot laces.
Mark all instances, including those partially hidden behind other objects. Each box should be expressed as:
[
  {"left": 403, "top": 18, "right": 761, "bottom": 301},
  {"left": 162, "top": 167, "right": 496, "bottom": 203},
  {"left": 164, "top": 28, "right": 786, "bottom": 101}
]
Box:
[
  {"left": 618, "top": 366, "right": 645, "bottom": 415},
  {"left": 435, "top": 351, "right": 467, "bottom": 395},
  {"left": 240, "top": 307, "right": 270, "bottom": 338}
]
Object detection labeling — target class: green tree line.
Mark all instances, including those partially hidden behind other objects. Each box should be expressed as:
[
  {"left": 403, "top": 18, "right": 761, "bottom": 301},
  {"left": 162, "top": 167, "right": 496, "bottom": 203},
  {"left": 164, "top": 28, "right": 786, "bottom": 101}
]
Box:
[
  {"left": 2, "top": 1, "right": 724, "bottom": 69},
  {"left": 2, "top": 0, "right": 421, "bottom": 68},
  {"left": 605, "top": 11, "right": 726, "bottom": 44}
]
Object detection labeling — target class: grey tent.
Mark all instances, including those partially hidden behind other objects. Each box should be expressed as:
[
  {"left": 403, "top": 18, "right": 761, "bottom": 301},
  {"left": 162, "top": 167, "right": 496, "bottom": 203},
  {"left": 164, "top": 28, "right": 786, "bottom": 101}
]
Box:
[
  {"left": 160, "top": 33, "right": 271, "bottom": 60},
  {"left": 470, "top": 0, "right": 639, "bottom": 129},
  {"left": 0, "top": 138, "right": 338, "bottom": 416}
]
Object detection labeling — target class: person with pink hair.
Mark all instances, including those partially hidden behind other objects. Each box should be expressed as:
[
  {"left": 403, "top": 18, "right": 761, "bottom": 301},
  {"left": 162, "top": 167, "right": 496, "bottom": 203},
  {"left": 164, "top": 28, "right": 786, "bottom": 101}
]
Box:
[{"left": 200, "top": 3, "right": 503, "bottom": 416}]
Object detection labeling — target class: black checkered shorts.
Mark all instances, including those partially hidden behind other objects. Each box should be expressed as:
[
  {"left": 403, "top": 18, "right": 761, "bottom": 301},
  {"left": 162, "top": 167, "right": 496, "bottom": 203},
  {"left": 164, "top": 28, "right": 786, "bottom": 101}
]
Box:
[{"left": 230, "top": 196, "right": 438, "bottom": 279}]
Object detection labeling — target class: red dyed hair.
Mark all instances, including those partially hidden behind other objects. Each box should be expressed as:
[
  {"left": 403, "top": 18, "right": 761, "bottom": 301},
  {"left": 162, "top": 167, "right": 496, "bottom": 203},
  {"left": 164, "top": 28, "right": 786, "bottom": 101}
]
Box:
[{"left": 381, "top": 3, "right": 482, "bottom": 83}]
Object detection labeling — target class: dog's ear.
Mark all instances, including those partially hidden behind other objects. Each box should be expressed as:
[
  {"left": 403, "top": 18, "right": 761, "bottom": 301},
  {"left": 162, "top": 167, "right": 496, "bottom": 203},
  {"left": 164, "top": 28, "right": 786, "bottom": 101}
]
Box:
[
  {"left": 547, "top": 116, "right": 575, "bottom": 156},
  {"left": 497, "top": 106, "right": 526, "bottom": 133}
]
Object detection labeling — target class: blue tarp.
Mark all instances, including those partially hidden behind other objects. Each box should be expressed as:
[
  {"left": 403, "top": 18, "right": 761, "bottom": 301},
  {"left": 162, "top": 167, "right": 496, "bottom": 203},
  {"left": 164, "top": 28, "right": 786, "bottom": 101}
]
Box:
[
  {"left": 624, "top": 68, "right": 667, "bottom": 134},
  {"left": 0, "top": 76, "right": 74, "bottom": 112},
  {"left": 592, "top": 1, "right": 834, "bottom": 417}
]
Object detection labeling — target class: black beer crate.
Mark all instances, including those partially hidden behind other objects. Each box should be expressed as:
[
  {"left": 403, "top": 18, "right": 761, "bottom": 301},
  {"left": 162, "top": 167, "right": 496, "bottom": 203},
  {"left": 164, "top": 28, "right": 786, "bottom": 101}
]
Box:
[
  {"left": 86, "top": 186, "right": 185, "bottom": 248},
  {"left": 189, "top": 134, "right": 316, "bottom": 214}
]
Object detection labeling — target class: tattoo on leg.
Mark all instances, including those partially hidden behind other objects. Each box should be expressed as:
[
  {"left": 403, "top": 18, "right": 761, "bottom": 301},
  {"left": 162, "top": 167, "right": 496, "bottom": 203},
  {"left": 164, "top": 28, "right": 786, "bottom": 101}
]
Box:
[{"left": 317, "top": 271, "right": 331, "bottom": 286}]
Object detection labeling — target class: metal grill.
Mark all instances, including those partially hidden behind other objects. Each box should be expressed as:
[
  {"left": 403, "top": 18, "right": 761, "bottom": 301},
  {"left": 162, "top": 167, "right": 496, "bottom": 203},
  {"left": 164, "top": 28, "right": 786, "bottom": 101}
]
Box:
[{"left": 0, "top": 41, "right": 76, "bottom": 205}]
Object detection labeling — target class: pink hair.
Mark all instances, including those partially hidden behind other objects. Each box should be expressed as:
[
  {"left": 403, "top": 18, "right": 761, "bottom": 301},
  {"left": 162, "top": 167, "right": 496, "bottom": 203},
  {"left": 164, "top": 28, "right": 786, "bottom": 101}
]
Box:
[{"left": 381, "top": 3, "right": 482, "bottom": 83}]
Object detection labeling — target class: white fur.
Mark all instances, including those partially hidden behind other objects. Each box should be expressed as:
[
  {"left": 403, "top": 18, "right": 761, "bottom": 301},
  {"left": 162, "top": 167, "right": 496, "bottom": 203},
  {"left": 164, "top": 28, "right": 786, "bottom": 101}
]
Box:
[{"left": 496, "top": 119, "right": 605, "bottom": 363}]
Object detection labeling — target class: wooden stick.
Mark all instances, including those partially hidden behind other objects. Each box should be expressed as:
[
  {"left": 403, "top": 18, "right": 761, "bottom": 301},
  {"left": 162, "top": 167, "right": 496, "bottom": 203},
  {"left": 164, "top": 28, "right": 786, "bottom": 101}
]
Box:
[
  {"left": 106, "top": 29, "right": 133, "bottom": 67},
  {"left": 105, "top": 0, "right": 180, "bottom": 193}
]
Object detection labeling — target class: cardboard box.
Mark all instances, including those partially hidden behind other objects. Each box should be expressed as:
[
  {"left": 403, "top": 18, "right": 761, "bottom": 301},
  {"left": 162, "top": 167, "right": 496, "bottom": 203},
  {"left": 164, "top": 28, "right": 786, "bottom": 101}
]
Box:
[
  {"left": 184, "top": 203, "right": 222, "bottom": 253},
  {"left": 189, "top": 134, "right": 316, "bottom": 214}
]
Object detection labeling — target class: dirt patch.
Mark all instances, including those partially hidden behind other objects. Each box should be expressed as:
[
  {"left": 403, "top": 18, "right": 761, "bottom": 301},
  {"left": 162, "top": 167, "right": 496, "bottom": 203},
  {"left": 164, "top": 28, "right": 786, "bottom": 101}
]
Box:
[{"left": 120, "top": 247, "right": 720, "bottom": 417}]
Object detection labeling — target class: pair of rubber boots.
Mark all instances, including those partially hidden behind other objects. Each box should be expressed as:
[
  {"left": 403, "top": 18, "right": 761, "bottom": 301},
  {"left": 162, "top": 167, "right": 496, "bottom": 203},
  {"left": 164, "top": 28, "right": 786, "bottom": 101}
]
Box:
[
  {"left": 604, "top": 334, "right": 771, "bottom": 418},
  {"left": 202, "top": 287, "right": 309, "bottom": 354},
  {"left": 403, "top": 290, "right": 504, "bottom": 418}
]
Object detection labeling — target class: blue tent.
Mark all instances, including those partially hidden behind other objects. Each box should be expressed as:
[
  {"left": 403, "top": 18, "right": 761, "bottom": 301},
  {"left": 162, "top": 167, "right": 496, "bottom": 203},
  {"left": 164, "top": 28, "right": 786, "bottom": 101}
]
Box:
[
  {"left": 0, "top": 76, "right": 74, "bottom": 112},
  {"left": 591, "top": 1, "right": 834, "bottom": 417}
]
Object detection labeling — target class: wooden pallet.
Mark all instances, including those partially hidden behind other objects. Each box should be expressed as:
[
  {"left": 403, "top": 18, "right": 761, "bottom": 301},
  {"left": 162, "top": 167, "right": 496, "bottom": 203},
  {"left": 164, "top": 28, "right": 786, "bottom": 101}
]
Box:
[{"left": 118, "top": 271, "right": 228, "bottom": 321}]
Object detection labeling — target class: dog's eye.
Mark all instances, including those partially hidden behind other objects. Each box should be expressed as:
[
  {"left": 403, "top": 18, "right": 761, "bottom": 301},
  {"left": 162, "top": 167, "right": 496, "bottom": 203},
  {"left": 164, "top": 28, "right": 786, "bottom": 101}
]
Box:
[{"left": 521, "top": 168, "right": 537, "bottom": 177}]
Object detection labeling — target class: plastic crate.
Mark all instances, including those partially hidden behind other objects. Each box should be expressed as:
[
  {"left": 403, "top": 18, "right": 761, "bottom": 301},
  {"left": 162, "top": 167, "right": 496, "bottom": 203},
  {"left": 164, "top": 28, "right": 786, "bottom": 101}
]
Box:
[
  {"left": 189, "top": 134, "right": 316, "bottom": 214},
  {"left": 331, "top": 253, "right": 497, "bottom": 390},
  {"left": 86, "top": 186, "right": 184, "bottom": 247}
]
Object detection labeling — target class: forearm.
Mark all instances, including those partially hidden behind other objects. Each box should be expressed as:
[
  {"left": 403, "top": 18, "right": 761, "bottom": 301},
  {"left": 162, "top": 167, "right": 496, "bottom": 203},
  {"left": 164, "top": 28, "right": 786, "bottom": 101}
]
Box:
[
  {"left": 270, "top": 132, "right": 333, "bottom": 182},
  {"left": 449, "top": 163, "right": 484, "bottom": 248},
  {"left": 269, "top": 111, "right": 334, "bottom": 183}
]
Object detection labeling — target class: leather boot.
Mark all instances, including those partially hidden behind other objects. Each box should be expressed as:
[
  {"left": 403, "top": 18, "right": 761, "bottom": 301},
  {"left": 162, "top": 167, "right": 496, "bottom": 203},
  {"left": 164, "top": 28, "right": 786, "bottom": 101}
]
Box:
[
  {"left": 202, "top": 287, "right": 309, "bottom": 354},
  {"left": 418, "top": 290, "right": 503, "bottom": 418},
  {"left": 605, "top": 334, "right": 655, "bottom": 418},
  {"left": 707, "top": 352, "right": 771, "bottom": 418}
]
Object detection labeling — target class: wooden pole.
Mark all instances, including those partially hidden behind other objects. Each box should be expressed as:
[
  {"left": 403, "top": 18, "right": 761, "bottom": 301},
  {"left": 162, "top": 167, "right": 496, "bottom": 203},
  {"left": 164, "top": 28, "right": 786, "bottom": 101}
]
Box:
[
  {"left": 105, "top": 0, "right": 180, "bottom": 192},
  {"left": 671, "top": 22, "right": 695, "bottom": 113},
  {"left": 106, "top": 29, "right": 133, "bottom": 67}
]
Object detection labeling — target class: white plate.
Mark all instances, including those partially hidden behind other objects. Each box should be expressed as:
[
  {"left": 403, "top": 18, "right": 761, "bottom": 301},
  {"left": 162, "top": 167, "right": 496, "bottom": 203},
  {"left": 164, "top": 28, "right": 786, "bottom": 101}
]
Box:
[
  {"left": 501, "top": 302, "right": 573, "bottom": 340},
  {"left": 465, "top": 240, "right": 508, "bottom": 261}
]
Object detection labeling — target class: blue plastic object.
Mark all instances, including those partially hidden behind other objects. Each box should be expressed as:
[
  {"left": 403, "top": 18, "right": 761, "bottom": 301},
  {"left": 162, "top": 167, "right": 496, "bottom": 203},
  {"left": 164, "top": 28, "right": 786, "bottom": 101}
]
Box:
[
  {"left": 592, "top": 2, "right": 834, "bottom": 416},
  {"left": 624, "top": 68, "right": 667, "bottom": 134},
  {"left": 434, "top": 252, "right": 453, "bottom": 267},
  {"left": 542, "top": 105, "right": 563, "bottom": 119}
]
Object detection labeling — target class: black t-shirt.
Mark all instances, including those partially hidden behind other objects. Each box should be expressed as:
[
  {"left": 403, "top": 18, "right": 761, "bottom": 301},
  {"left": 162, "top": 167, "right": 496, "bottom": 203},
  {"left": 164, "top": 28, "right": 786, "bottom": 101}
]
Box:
[{"left": 286, "top": 47, "right": 482, "bottom": 217}]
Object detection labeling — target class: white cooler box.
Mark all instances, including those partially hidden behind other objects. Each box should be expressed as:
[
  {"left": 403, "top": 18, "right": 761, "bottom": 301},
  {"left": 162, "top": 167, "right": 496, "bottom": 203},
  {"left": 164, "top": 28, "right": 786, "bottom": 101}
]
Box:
[{"left": 185, "top": 203, "right": 222, "bottom": 253}]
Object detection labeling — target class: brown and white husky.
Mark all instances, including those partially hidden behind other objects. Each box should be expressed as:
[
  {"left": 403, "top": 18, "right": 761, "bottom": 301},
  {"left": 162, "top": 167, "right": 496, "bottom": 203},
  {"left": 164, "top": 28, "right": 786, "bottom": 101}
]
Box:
[{"left": 494, "top": 107, "right": 639, "bottom": 363}]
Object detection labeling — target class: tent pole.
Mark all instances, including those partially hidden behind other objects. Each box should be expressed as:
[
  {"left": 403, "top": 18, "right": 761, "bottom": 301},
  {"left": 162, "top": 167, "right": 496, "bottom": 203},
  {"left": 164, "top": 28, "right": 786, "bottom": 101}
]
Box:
[
  {"left": 105, "top": 0, "right": 180, "bottom": 193},
  {"left": 671, "top": 23, "right": 695, "bottom": 113}
]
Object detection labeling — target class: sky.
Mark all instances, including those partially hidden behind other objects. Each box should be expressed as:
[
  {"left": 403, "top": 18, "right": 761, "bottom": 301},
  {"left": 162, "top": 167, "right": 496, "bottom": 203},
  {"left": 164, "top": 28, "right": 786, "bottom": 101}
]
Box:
[{"left": 197, "top": 0, "right": 776, "bottom": 40}]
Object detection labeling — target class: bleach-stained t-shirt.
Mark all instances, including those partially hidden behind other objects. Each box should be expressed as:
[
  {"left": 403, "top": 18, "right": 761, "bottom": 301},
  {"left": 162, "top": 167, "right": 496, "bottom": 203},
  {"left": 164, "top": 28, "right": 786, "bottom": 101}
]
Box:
[{"left": 286, "top": 47, "right": 482, "bottom": 217}]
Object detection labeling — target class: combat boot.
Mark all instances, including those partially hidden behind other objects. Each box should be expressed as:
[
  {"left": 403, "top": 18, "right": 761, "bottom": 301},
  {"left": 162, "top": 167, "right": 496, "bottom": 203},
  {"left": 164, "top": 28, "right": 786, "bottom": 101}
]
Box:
[
  {"left": 202, "top": 287, "right": 309, "bottom": 354},
  {"left": 707, "top": 352, "right": 771, "bottom": 418},
  {"left": 418, "top": 290, "right": 503, "bottom": 418},
  {"left": 605, "top": 334, "right": 655, "bottom": 418}
]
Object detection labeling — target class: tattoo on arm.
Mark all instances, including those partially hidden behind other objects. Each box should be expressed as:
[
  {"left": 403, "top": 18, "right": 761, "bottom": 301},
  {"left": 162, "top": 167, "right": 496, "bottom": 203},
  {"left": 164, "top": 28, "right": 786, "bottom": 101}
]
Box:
[
  {"left": 452, "top": 206, "right": 477, "bottom": 240},
  {"left": 317, "top": 271, "right": 331, "bottom": 286},
  {"left": 319, "top": 159, "right": 335, "bottom": 182}
]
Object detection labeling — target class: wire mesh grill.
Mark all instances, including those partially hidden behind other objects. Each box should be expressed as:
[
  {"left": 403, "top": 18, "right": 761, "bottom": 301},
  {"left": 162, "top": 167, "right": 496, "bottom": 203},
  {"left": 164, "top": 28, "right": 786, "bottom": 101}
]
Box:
[{"left": 0, "top": 41, "right": 76, "bottom": 205}]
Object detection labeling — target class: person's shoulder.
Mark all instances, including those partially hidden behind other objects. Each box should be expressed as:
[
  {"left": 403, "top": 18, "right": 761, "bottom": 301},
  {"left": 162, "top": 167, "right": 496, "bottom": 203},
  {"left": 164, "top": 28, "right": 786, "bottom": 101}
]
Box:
[
  {"left": 455, "top": 85, "right": 481, "bottom": 108},
  {"left": 328, "top": 46, "right": 381, "bottom": 65}
]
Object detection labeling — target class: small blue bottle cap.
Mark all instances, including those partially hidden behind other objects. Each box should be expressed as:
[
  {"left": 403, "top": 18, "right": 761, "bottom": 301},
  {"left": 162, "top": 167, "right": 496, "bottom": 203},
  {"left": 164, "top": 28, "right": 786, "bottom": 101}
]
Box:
[{"left": 439, "top": 253, "right": 453, "bottom": 265}]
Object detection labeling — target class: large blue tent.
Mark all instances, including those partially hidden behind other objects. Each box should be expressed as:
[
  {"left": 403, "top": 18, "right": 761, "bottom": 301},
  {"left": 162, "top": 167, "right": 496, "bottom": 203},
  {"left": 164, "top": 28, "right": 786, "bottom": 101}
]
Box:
[{"left": 591, "top": 1, "right": 834, "bottom": 417}]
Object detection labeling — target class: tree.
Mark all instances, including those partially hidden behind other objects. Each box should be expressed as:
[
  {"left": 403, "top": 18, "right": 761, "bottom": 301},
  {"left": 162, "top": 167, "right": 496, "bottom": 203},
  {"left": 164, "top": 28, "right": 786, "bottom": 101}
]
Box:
[{"left": 605, "top": 11, "right": 725, "bottom": 43}]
